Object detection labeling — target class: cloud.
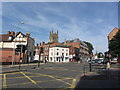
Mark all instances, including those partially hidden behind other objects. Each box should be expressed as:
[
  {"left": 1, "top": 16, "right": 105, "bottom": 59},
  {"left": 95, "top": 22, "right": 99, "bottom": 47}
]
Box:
[
  {"left": 95, "top": 18, "right": 104, "bottom": 23},
  {"left": 2, "top": 2, "right": 117, "bottom": 53}
]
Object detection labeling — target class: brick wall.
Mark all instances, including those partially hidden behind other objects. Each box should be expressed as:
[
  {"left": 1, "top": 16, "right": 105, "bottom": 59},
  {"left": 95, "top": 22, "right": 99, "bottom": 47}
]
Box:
[{"left": 0, "top": 49, "right": 24, "bottom": 63}]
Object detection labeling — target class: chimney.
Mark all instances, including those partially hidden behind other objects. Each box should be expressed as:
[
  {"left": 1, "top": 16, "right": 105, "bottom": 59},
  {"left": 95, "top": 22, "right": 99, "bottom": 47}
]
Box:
[
  {"left": 40, "top": 43, "right": 41, "bottom": 46},
  {"left": 26, "top": 32, "right": 30, "bottom": 37},
  {"left": 37, "top": 43, "right": 39, "bottom": 47},
  {"left": 42, "top": 42, "right": 45, "bottom": 45},
  {"left": 8, "top": 31, "right": 11, "bottom": 34},
  {"left": 10, "top": 31, "right": 15, "bottom": 36}
]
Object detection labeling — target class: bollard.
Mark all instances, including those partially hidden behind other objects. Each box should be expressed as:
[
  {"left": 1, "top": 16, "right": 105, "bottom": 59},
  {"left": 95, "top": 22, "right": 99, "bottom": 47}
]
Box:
[
  {"left": 106, "top": 62, "right": 110, "bottom": 80},
  {"left": 107, "top": 62, "right": 110, "bottom": 69}
]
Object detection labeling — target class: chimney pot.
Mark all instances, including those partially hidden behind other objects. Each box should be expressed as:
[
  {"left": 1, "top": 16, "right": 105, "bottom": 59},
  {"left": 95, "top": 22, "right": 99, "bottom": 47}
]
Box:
[{"left": 26, "top": 32, "right": 30, "bottom": 37}]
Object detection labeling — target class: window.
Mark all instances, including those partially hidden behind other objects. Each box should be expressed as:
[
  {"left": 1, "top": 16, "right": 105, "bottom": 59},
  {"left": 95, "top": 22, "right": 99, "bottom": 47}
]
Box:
[
  {"left": 57, "top": 52, "right": 59, "bottom": 55},
  {"left": 62, "top": 53, "right": 64, "bottom": 56},
  {"left": 8, "top": 36, "right": 12, "bottom": 40},
  {"left": 50, "top": 57, "right": 52, "bottom": 61},
  {"left": 66, "top": 53, "right": 68, "bottom": 56},
  {"left": 57, "top": 48, "right": 59, "bottom": 50},
  {"left": 56, "top": 57, "right": 59, "bottom": 61},
  {"left": 51, "top": 52, "right": 53, "bottom": 56},
  {"left": 62, "top": 49, "right": 64, "bottom": 51}
]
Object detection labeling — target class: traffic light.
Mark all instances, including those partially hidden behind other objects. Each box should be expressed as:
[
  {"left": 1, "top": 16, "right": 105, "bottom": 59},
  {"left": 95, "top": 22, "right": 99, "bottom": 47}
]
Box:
[
  {"left": 15, "top": 48, "right": 20, "bottom": 55},
  {"left": 15, "top": 44, "right": 26, "bottom": 53}
]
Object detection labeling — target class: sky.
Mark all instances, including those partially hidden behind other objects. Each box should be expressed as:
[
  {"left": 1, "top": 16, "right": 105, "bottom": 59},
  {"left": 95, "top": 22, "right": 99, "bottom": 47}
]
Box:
[{"left": 2, "top": 2, "right": 118, "bottom": 53}]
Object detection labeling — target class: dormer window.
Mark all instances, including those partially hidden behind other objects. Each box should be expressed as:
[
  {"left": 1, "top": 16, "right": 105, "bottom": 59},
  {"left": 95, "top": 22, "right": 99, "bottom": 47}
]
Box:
[{"left": 8, "top": 36, "right": 12, "bottom": 40}]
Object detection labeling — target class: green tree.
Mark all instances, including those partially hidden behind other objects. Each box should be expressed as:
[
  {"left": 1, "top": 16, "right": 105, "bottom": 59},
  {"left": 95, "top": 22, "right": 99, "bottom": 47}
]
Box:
[
  {"left": 97, "top": 52, "right": 104, "bottom": 58},
  {"left": 109, "top": 30, "right": 120, "bottom": 58},
  {"left": 83, "top": 41, "right": 94, "bottom": 54}
]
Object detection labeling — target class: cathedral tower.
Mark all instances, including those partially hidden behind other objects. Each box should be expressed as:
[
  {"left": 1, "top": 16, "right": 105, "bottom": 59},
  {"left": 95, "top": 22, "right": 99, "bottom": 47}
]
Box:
[{"left": 49, "top": 30, "right": 58, "bottom": 43}]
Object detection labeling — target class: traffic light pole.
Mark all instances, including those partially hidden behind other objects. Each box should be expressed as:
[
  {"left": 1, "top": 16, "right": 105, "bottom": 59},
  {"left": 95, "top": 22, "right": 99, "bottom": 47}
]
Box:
[{"left": 19, "top": 52, "right": 21, "bottom": 70}]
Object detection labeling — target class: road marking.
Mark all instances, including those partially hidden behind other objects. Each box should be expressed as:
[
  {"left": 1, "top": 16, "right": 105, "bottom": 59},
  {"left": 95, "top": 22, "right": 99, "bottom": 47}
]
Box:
[
  {"left": 7, "top": 78, "right": 71, "bottom": 86},
  {"left": 24, "top": 71, "right": 74, "bottom": 80},
  {"left": 24, "top": 71, "right": 72, "bottom": 86},
  {"left": 20, "top": 72, "right": 42, "bottom": 88},
  {"left": 69, "top": 79, "right": 77, "bottom": 88},
  {"left": 1, "top": 72, "right": 21, "bottom": 75},
  {"left": 3, "top": 74, "right": 7, "bottom": 89},
  {"left": 5, "top": 75, "right": 44, "bottom": 79}
]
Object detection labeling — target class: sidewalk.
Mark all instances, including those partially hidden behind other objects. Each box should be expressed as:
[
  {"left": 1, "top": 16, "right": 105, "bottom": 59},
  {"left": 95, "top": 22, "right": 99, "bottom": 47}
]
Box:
[
  {"left": 75, "top": 64, "right": 120, "bottom": 88},
  {"left": 2, "top": 63, "right": 45, "bottom": 68}
]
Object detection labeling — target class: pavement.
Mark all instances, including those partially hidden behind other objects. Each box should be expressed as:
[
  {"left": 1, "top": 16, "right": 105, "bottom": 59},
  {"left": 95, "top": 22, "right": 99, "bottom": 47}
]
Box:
[{"left": 75, "top": 63, "right": 120, "bottom": 89}]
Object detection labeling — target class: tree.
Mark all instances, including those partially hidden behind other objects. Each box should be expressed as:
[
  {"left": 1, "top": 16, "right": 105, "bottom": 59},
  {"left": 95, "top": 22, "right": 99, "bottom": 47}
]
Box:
[
  {"left": 109, "top": 30, "right": 120, "bottom": 59},
  {"left": 83, "top": 41, "right": 94, "bottom": 54},
  {"left": 97, "top": 52, "right": 104, "bottom": 58}
]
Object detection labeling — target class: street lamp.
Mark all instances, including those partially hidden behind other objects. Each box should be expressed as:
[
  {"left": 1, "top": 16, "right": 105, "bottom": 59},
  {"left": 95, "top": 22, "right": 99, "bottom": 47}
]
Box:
[{"left": 12, "top": 21, "right": 25, "bottom": 65}]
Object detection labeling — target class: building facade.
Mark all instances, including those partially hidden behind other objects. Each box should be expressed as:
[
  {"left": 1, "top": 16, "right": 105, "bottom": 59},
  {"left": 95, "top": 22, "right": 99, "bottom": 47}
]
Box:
[
  {"left": 108, "top": 27, "right": 119, "bottom": 41},
  {"left": 49, "top": 46, "right": 69, "bottom": 62},
  {"left": 107, "top": 27, "right": 120, "bottom": 62},
  {"left": 34, "top": 42, "right": 62, "bottom": 62},
  {"left": 65, "top": 38, "right": 90, "bottom": 61},
  {"left": 0, "top": 31, "right": 35, "bottom": 64}
]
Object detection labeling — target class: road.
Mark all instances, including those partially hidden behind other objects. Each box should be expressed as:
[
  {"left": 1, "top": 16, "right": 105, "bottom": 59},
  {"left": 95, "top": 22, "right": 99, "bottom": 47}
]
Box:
[{"left": 1, "top": 62, "right": 107, "bottom": 89}]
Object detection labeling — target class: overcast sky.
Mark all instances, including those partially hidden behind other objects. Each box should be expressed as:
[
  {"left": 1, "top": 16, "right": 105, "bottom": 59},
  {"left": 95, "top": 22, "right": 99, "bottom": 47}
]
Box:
[{"left": 2, "top": 2, "right": 118, "bottom": 53}]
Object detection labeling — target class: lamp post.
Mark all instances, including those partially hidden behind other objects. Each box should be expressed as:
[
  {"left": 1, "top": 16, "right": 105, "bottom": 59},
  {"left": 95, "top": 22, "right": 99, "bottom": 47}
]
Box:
[{"left": 13, "top": 21, "right": 25, "bottom": 65}]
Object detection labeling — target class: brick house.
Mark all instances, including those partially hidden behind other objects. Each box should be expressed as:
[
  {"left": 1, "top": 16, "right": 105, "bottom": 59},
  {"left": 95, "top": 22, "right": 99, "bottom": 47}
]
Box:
[
  {"left": 64, "top": 38, "right": 90, "bottom": 61},
  {"left": 108, "top": 27, "right": 119, "bottom": 41},
  {"left": 107, "top": 27, "right": 120, "bottom": 62},
  {"left": 0, "top": 31, "right": 35, "bottom": 64},
  {"left": 34, "top": 42, "right": 62, "bottom": 62}
]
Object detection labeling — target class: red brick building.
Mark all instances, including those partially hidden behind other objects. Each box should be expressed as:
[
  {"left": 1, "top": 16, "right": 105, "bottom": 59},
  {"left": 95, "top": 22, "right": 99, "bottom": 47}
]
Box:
[
  {"left": 107, "top": 27, "right": 120, "bottom": 63},
  {"left": 0, "top": 31, "right": 35, "bottom": 64},
  {"left": 108, "top": 27, "right": 119, "bottom": 41},
  {"left": 64, "top": 38, "right": 90, "bottom": 61},
  {"left": 34, "top": 42, "right": 62, "bottom": 62}
]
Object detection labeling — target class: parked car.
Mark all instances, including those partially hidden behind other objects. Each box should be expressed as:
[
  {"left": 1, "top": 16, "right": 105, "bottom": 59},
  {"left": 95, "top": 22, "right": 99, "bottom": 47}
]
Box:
[
  {"left": 30, "top": 60, "right": 39, "bottom": 63},
  {"left": 89, "top": 59, "right": 103, "bottom": 64},
  {"left": 111, "top": 58, "right": 118, "bottom": 64}
]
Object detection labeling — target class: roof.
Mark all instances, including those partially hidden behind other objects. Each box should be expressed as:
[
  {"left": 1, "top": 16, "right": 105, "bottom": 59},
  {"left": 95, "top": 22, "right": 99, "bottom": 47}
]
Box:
[
  {"left": 0, "top": 31, "right": 34, "bottom": 42},
  {"left": 108, "top": 27, "right": 119, "bottom": 36},
  {"left": 50, "top": 45, "right": 69, "bottom": 48},
  {"left": 0, "top": 34, "right": 15, "bottom": 42}
]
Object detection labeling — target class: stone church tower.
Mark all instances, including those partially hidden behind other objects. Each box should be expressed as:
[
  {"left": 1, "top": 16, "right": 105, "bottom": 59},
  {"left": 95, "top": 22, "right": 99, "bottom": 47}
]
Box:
[{"left": 49, "top": 30, "right": 58, "bottom": 43}]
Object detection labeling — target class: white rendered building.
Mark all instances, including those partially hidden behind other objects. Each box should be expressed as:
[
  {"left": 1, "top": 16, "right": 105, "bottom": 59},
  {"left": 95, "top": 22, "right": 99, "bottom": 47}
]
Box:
[{"left": 49, "top": 46, "right": 69, "bottom": 62}]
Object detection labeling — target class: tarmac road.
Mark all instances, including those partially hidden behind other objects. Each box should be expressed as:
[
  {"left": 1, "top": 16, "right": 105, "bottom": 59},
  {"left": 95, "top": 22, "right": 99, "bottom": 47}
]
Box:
[{"left": 1, "top": 62, "right": 109, "bottom": 89}]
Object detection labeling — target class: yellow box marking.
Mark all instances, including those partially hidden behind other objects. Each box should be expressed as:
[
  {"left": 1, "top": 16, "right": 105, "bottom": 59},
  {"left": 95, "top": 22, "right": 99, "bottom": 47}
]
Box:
[
  {"left": 7, "top": 78, "right": 72, "bottom": 86},
  {"left": 20, "top": 72, "right": 41, "bottom": 88},
  {"left": 69, "top": 79, "right": 77, "bottom": 88},
  {"left": 3, "top": 74, "right": 7, "bottom": 89},
  {"left": 6, "top": 75, "right": 44, "bottom": 79},
  {"left": 24, "top": 71, "right": 73, "bottom": 86}
]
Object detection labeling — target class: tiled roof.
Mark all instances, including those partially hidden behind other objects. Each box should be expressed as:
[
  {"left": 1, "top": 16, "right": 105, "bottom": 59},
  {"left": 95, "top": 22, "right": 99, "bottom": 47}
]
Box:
[{"left": 0, "top": 34, "right": 15, "bottom": 42}]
